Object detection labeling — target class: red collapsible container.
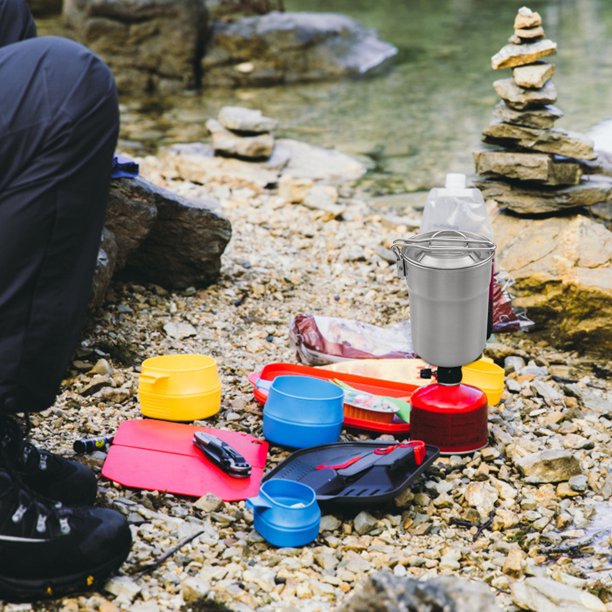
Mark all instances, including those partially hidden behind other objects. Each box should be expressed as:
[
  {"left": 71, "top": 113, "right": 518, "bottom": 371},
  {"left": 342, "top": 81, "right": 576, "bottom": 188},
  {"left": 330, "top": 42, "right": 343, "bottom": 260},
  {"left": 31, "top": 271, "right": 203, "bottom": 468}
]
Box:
[{"left": 409, "top": 383, "right": 488, "bottom": 454}]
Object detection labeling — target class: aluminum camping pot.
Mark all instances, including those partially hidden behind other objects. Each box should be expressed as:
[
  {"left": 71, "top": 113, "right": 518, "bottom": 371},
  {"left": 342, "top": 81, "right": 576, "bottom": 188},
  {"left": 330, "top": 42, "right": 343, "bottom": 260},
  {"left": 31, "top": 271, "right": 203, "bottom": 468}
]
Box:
[{"left": 392, "top": 230, "right": 495, "bottom": 368}]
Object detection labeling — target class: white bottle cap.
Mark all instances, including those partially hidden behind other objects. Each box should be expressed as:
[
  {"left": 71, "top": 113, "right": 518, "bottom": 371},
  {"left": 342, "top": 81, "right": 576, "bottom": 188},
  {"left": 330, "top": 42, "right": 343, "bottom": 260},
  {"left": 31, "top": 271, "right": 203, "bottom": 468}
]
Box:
[{"left": 445, "top": 173, "right": 467, "bottom": 190}]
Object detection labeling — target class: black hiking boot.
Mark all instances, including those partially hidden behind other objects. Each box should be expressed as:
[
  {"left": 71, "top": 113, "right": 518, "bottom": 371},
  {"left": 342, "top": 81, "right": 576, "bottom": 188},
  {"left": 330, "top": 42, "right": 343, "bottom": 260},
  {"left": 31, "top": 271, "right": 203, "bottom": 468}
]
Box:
[
  {"left": 0, "top": 415, "right": 97, "bottom": 506},
  {"left": 0, "top": 468, "right": 132, "bottom": 601}
]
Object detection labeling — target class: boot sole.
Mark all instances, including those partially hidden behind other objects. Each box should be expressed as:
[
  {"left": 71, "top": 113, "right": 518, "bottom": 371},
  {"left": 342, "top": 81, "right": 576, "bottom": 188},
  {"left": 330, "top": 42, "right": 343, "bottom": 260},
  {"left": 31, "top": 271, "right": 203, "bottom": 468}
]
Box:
[{"left": 0, "top": 543, "right": 132, "bottom": 602}]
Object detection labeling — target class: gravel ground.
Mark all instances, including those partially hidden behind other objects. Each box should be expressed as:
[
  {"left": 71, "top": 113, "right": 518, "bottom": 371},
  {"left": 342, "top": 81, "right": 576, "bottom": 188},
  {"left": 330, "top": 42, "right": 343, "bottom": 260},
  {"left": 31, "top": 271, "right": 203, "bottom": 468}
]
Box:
[{"left": 10, "top": 155, "right": 611, "bottom": 612}]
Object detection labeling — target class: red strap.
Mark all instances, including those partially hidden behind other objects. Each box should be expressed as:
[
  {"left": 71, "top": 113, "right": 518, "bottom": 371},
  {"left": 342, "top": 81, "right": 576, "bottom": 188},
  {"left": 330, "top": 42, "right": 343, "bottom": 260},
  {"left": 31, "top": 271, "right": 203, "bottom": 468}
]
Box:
[{"left": 316, "top": 455, "right": 364, "bottom": 471}]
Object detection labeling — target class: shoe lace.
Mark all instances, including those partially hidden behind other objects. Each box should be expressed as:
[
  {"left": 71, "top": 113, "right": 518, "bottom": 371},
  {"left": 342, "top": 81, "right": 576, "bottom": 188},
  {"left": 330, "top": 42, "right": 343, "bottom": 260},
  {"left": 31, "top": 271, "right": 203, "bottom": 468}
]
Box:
[{"left": 0, "top": 415, "right": 72, "bottom": 537}]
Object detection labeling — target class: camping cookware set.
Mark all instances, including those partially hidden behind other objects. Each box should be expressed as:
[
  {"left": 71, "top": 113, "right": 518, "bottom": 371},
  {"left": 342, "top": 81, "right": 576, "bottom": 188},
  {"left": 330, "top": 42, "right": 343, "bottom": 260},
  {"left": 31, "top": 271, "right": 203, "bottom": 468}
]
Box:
[{"left": 100, "top": 227, "right": 499, "bottom": 546}]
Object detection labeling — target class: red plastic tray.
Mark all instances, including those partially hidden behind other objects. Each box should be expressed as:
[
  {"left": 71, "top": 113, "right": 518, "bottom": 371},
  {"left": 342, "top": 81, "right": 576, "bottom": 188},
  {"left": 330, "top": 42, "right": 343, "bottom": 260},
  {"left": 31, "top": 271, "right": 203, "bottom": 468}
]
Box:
[{"left": 248, "top": 362, "right": 414, "bottom": 435}]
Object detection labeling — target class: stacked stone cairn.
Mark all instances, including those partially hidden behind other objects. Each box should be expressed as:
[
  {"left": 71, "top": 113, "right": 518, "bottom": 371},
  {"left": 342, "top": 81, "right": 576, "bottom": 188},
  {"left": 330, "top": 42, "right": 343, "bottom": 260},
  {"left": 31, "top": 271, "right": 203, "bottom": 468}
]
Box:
[
  {"left": 474, "top": 6, "right": 612, "bottom": 215},
  {"left": 206, "top": 106, "right": 278, "bottom": 160}
]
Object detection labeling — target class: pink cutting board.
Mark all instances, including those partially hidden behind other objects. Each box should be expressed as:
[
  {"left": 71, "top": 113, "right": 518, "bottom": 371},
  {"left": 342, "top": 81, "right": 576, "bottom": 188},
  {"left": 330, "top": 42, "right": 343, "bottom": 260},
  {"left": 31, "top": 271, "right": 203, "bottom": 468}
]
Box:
[{"left": 102, "top": 419, "right": 268, "bottom": 500}]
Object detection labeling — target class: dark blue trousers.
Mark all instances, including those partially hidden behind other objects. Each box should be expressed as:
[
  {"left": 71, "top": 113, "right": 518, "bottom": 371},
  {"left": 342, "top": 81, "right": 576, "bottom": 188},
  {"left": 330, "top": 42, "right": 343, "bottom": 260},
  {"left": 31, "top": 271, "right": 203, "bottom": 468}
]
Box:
[{"left": 0, "top": 0, "right": 119, "bottom": 413}]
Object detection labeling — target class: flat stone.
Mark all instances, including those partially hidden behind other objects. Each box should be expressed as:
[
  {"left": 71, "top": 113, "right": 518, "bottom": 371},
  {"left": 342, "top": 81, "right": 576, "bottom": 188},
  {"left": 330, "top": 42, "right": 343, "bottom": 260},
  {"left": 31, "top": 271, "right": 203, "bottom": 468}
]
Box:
[
  {"left": 513, "top": 62, "right": 555, "bottom": 88},
  {"left": 493, "top": 78, "right": 557, "bottom": 110},
  {"left": 511, "top": 577, "right": 605, "bottom": 612},
  {"left": 476, "top": 175, "right": 612, "bottom": 214},
  {"left": 474, "top": 150, "right": 582, "bottom": 185},
  {"left": 217, "top": 106, "right": 278, "bottom": 134},
  {"left": 493, "top": 101, "right": 563, "bottom": 129},
  {"left": 514, "top": 25, "right": 545, "bottom": 40},
  {"left": 514, "top": 7, "right": 542, "bottom": 30},
  {"left": 491, "top": 39, "right": 557, "bottom": 70},
  {"left": 516, "top": 449, "right": 582, "bottom": 483},
  {"left": 206, "top": 118, "right": 274, "bottom": 159},
  {"left": 277, "top": 138, "right": 366, "bottom": 183},
  {"left": 482, "top": 122, "right": 596, "bottom": 160}
]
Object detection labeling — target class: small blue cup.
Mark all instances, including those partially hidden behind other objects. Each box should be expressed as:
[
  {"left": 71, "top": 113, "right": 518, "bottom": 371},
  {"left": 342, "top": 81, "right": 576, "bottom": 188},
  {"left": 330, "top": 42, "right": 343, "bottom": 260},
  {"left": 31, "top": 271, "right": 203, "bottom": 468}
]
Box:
[
  {"left": 263, "top": 375, "right": 344, "bottom": 448},
  {"left": 246, "top": 479, "right": 321, "bottom": 547}
]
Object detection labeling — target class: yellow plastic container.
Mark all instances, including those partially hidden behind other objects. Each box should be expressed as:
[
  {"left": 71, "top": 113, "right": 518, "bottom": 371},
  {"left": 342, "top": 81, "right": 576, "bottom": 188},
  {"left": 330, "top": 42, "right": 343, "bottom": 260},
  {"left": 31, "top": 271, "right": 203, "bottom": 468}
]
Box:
[
  {"left": 139, "top": 389, "right": 221, "bottom": 421},
  {"left": 138, "top": 354, "right": 221, "bottom": 421},
  {"left": 461, "top": 359, "right": 505, "bottom": 406}
]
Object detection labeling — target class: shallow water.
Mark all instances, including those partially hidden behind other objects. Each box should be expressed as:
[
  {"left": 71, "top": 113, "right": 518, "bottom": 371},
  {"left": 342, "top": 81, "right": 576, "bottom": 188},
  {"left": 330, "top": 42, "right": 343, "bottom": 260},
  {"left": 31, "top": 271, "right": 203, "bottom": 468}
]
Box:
[{"left": 40, "top": 0, "right": 612, "bottom": 192}]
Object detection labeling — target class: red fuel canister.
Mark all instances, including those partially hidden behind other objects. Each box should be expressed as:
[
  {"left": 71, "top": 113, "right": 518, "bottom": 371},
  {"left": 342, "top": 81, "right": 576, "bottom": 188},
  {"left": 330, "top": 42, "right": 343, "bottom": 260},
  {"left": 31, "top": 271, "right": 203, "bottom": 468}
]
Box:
[{"left": 409, "top": 382, "right": 488, "bottom": 454}]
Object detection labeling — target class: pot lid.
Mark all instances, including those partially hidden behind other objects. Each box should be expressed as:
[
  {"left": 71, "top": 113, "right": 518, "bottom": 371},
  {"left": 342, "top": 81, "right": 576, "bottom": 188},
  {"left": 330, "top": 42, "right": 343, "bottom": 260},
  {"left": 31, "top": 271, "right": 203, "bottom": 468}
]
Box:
[{"left": 393, "top": 230, "right": 495, "bottom": 271}]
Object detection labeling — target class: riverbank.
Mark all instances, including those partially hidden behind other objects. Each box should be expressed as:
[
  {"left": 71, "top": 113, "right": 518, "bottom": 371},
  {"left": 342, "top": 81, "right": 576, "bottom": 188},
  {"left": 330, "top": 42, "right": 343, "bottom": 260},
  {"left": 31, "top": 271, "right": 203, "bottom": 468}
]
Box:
[{"left": 13, "top": 150, "right": 611, "bottom": 611}]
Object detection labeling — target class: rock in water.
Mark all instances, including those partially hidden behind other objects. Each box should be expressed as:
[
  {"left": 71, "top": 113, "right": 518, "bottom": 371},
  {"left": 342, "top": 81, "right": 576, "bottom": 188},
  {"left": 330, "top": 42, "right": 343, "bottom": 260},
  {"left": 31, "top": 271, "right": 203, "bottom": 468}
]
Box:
[
  {"left": 338, "top": 573, "right": 501, "bottom": 612},
  {"left": 206, "top": 118, "right": 274, "bottom": 159},
  {"left": 511, "top": 577, "right": 605, "bottom": 612},
  {"left": 217, "top": 106, "right": 278, "bottom": 133},
  {"left": 64, "top": 0, "right": 208, "bottom": 93},
  {"left": 202, "top": 12, "right": 397, "bottom": 87},
  {"left": 491, "top": 39, "right": 557, "bottom": 70}
]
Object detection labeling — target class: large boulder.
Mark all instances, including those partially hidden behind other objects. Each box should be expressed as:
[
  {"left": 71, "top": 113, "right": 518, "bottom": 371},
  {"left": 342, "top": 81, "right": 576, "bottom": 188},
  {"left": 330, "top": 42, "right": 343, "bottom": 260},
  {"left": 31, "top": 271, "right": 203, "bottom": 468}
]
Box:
[
  {"left": 202, "top": 11, "right": 397, "bottom": 87},
  {"left": 122, "top": 179, "right": 232, "bottom": 289},
  {"left": 91, "top": 176, "right": 231, "bottom": 307},
  {"left": 491, "top": 207, "right": 611, "bottom": 355},
  {"left": 63, "top": 0, "right": 208, "bottom": 93}
]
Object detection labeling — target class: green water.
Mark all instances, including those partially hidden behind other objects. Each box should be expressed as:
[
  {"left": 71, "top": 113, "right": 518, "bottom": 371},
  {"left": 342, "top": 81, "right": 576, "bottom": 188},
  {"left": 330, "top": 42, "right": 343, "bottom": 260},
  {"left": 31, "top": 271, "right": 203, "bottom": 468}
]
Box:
[{"left": 48, "top": 0, "right": 612, "bottom": 192}]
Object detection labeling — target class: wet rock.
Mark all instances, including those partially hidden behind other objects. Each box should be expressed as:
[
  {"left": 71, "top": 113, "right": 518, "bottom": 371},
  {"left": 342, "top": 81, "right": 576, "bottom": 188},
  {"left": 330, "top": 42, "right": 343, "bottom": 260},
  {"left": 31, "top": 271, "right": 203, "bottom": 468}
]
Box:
[
  {"left": 493, "top": 101, "right": 563, "bottom": 129},
  {"left": 64, "top": 0, "right": 208, "bottom": 93},
  {"left": 206, "top": 118, "right": 275, "bottom": 159},
  {"left": 513, "top": 62, "right": 555, "bottom": 88},
  {"left": 202, "top": 12, "right": 397, "bottom": 87},
  {"left": 490, "top": 211, "right": 612, "bottom": 354},
  {"left": 491, "top": 39, "right": 557, "bottom": 70},
  {"left": 511, "top": 576, "right": 605, "bottom": 612},
  {"left": 493, "top": 79, "right": 557, "bottom": 110},
  {"left": 218, "top": 106, "right": 278, "bottom": 134},
  {"left": 482, "top": 123, "right": 596, "bottom": 160},
  {"left": 474, "top": 150, "right": 581, "bottom": 185},
  {"left": 516, "top": 449, "right": 582, "bottom": 483},
  {"left": 338, "top": 573, "right": 501, "bottom": 612}
]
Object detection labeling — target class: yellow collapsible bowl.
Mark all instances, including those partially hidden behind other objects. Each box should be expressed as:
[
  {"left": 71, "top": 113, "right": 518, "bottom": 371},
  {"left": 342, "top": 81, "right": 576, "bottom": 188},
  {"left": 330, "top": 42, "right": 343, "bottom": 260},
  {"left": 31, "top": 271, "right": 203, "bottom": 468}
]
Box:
[
  {"left": 461, "top": 359, "right": 505, "bottom": 406},
  {"left": 138, "top": 354, "right": 221, "bottom": 421}
]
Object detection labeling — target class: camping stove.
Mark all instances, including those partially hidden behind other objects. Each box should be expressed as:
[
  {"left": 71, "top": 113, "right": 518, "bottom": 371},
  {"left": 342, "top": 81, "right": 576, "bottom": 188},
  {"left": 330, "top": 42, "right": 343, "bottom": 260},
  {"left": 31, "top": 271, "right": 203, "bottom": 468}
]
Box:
[{"left": 392, "top": 231, "right": 496, "bottom": 454}]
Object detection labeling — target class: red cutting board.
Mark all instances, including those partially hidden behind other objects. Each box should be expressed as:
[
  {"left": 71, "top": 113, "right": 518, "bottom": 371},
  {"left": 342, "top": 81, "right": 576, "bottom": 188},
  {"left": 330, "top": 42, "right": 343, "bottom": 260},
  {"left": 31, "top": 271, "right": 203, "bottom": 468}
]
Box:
[{"left": 102, "top": 419, "right": 268, "bottom": 501}]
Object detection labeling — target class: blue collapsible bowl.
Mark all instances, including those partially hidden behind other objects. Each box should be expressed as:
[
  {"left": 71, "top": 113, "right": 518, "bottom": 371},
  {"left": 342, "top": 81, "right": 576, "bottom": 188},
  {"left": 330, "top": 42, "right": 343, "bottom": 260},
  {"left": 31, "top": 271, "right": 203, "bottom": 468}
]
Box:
[
  {"left": 246, "top": 479, "right": 321, "bottom": 547},
  {"left": 263, "top": 375, "right": 344, "bottom": 448}
]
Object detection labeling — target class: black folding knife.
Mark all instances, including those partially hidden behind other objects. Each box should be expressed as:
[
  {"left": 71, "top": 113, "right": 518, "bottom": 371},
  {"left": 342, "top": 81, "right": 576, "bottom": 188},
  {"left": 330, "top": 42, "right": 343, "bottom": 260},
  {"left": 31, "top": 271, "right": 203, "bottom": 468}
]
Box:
[{"left": 193, "top": 432, "right": 252, "bottom": 478}]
